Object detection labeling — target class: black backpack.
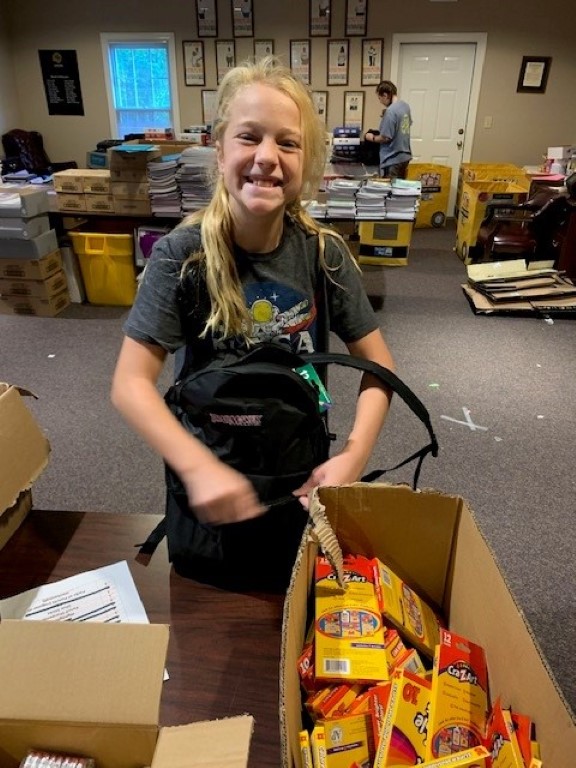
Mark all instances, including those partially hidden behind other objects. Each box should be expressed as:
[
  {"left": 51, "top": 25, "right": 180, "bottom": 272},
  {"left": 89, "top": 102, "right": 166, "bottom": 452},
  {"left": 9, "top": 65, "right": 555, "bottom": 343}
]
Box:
[{"left": 139, "top": 339, "right": 438, "bottom": 591}]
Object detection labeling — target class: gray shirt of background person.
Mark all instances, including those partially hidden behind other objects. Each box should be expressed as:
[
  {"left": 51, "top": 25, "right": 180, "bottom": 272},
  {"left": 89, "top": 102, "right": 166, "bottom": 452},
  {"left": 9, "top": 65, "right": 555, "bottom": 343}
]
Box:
[{"left": 378, "top": 99, "right": 412, "bottom": 170}]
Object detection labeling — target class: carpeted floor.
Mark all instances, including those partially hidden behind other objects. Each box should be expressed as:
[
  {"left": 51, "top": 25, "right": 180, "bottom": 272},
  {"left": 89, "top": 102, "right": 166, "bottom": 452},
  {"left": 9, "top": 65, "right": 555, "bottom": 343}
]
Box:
[{"left": 2, "top": 221, "right": 575, "bottom": 717}]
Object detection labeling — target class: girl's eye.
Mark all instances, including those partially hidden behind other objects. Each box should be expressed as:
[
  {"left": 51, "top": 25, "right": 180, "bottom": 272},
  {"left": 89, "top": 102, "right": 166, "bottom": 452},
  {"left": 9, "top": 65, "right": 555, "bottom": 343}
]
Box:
[{"left": 238, "top": 133, "right": 258, "bottom": 142}]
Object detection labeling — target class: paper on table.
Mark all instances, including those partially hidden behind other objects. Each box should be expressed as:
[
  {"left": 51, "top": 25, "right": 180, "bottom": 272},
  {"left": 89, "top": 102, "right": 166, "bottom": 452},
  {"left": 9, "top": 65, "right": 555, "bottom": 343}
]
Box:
[{"left": 0, "top": 560, "right": 147, "bottom": 622}]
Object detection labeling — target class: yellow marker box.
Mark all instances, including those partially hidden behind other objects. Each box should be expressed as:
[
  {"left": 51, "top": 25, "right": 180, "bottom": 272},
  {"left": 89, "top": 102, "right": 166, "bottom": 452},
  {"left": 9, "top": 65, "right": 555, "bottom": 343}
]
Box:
[
  {"left": 375, "top": 558, "right": 443, "bottom": 658},
  {"left": 311, "top": 724, "right": 328, "bottom": 768},
  {"left": 485, "top": 698, "right": 525, "bottom": 768},
  {"left": 321, "top": 713, "right": 374, "bottom": 768},
  {"left": 315, "top": 555, "right": 388, "bottom": 683},
  {"left": 299, "top": 729, "right": 313, "bottom": 768},
  {"left": 373, "top": 668, "right": 431, "bottom": 768}
]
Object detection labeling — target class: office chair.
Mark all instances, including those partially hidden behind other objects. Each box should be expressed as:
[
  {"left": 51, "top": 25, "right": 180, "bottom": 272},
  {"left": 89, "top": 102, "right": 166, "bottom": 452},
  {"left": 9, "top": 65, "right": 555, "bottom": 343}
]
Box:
[
  {"left": 1, "top": 128, "right": 77, "bottom": 177},
  {"left": 474, "top": 180, "right": 574, "bottom": 265}
]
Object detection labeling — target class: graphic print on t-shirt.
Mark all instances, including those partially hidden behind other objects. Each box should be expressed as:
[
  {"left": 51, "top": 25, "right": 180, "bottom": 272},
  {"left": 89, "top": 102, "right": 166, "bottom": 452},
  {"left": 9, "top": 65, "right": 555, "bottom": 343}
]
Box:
[{"left": 244, "top": 281, "right": 318, "bottom": 353}]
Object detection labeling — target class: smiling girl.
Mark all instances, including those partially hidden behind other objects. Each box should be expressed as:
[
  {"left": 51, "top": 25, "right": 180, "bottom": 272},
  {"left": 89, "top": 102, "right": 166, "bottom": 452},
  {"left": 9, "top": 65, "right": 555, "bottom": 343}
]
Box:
[{"left": 111, "top": 57, "right": 394, "bottom": 589}]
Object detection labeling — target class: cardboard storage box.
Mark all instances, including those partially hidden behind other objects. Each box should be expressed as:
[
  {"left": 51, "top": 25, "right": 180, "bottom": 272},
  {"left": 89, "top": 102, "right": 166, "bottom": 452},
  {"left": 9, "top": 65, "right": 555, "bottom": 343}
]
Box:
[
  {"left": 0, "top": 214, "right": 50, "bottom": 240},
  {"left": 280, "top": 483, "right": 576, "bottom": 768},
  {"left": 455, "top": 163, "right": 529, "bottom": 218},
  {"left": 56, "top": 192, "right": 88, "bottom": 213},
  {"left": 0, "top": 621, "right": 253, "bottom": 768},
  {"left": 0, "top": 250, "right": 62, "bottom": 281},
  {"left": 456, "top": 181, "right": 528, "bottom": 263},
  {"left": 0, "top": 269, "right": 67, "bottom": 299},
  {"left": 357, "top": 220, "right": 413, "bottom": 266},
  {"left": 0, "top": 187, "right": 49, "bottom": 218},
  {"left": 407, "top": 163, "right": 452, "bottom": 228},
  {"left": 0, "top": 228, "right": 59, "bottom": 259},
  {"left": 0, "top": 383, "right": 50, "bottom": 551},
  {"left": 0, "top": 288, "right": 70, "bottom": 316}
]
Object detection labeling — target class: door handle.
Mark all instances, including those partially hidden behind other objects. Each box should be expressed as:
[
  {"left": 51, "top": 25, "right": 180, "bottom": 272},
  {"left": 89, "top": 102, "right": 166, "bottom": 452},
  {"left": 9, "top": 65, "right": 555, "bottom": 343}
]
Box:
[{"left": 457, "top": 140, "right": 463, "bottom": 149}]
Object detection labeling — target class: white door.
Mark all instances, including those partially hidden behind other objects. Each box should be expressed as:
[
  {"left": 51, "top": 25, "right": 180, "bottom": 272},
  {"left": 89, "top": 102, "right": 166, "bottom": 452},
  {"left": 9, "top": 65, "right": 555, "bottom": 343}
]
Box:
[{"left": 392, "top": 34, "right": 486, "bottom": 216}]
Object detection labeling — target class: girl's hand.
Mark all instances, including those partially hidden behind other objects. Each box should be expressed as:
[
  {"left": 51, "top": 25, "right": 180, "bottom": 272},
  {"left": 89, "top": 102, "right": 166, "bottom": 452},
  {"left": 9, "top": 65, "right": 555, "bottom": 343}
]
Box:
[
  {"left": 292, "top": 450, "right": 366, "bottom": 510},
  {"left": 181, "top": 459, "right": 266, "bottom": 526}
]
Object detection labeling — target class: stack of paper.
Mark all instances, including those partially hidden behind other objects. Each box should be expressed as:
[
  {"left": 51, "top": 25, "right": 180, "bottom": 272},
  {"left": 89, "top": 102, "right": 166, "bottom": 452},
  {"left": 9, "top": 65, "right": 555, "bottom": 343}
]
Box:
[
  {"left": 326, "top": 178, "right": 361, "bottom": 219},
  {"left": 356, "top": 178, "right": 391, "bottom": 219},
  {"left": 178, "top": 146, "right": 217, "bottom": 215},
  {"left": 147, "top": 154, "right": 181, "bottom": 216}
]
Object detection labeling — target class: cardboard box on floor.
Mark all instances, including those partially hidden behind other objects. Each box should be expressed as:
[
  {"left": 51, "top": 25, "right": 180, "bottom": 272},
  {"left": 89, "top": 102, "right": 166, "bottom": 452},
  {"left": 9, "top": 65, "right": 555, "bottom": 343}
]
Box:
[
  {"left": 0, "top": 383, "right": 50, "bottom": 551},
  {"left": 280, "top": 484, "right": 576, "bottom": 768},
  {"left": 0, "top": 621, "right": 253, "bottom": 768}
]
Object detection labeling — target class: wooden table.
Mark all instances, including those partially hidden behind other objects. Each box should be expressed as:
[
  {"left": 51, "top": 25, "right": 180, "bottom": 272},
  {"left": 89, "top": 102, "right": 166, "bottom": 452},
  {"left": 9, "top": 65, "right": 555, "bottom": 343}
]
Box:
[{"left": 0, "top": 510, "right": 285, "bottom": 768}]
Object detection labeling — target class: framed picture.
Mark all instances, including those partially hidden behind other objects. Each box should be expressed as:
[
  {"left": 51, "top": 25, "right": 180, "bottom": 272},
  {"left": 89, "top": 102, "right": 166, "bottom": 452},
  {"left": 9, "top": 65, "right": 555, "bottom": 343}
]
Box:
[
  {"left": 232, "top": 0, "right": 254, "bottom": 38},
  {"left": 516, "top": 56, "right": 552, "bottom": 93},
  {"left": 344, "top": 90, "right": 364, "bottom": 129},
  {"left": 327, "top": 40, "right": 349, "bottom": 86},
  {"left": 362, "top": 39, "right": 383, "bottom": 86},
  {"left": 201, "top": 89, "right": 218, "bottom": 126},
  {"left": 216, "top": 40, "right": 236, "bottom": 84},
  {"left": 309, "top": 0, "right": 331, "bottom": 37},
  {"left": 196, "top": 0, "right": 218, "bottom": 38},
  {"left": 183, "top": 41, "right": 205, "bottom": 87},
  {"left": 254, "top": 39, "right": 274, "bottom": 59},
  {"left": 345, "top": 0, "right": 367, "bottom": 37},
  {"left": 312, "top": 90, "right": 328, "bottom": 124},
  {"left": 290, "top": 40, "right": 311, "bottom": 85}
]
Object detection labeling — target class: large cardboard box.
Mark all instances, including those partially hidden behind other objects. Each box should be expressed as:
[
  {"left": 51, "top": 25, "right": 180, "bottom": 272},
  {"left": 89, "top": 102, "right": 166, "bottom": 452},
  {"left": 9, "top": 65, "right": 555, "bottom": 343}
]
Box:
[
  {"left": 0, "top": 250, "right": 62, "bottom": 281},
  {"left": 407, "top": 163, "right": 452, "bottom": 228},
  {"left": 280, "top": 484, "right": 576, "bottom": 768},
  {"left": 456, "top": 181, "right": 528, "bottom": 263},
  {"left": 455, "top": 163, "right": 529, "bottom": 218},
  {"left": 0, "top": 384, "right": 50, "bottom": 551},
  {"left": 0, "top": 621, "right": 253, "bottom": 768}
]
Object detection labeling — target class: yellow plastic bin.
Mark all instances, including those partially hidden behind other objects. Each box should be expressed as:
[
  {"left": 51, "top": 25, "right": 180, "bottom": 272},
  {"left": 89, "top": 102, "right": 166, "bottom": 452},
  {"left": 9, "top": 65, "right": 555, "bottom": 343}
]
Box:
[
  {"left": 407, "top": 163, "right": 452, "bottom": 228},
  {"left": 69, "top": 232, "right": 137, "bottom": 306}
]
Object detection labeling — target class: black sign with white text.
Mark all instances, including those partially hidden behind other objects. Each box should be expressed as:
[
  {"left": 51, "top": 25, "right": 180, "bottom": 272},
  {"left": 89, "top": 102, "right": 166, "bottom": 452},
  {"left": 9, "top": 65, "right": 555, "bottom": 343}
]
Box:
[{"left": 39, "top": 49, "right": 85, "bottom": 116}]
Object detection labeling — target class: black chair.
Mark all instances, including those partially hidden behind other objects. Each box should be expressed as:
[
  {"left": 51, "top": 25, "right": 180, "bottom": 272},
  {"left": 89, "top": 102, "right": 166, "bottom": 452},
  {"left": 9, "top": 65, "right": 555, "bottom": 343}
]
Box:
[{"left": 1, "top": 128, "right": 77, "bottom": 177}]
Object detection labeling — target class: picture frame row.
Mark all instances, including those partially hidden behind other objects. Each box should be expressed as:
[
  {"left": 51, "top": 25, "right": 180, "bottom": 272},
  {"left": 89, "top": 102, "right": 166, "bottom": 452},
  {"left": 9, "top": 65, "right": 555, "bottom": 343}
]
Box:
[
  {"left": 183, "top": 38, "right": 383, "bottom": 87},
  {"left": 200, "top": 88, "right": 365, "bottom": 128},
  {"left": 195, "top": 0, "right": 369, "bottom": 39}
]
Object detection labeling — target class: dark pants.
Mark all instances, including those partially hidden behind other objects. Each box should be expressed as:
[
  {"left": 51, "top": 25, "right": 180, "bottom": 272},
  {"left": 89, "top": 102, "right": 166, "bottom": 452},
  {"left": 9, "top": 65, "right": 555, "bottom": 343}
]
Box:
[{"left": 381, "top": 160, "right": 410, "bottom": 180}]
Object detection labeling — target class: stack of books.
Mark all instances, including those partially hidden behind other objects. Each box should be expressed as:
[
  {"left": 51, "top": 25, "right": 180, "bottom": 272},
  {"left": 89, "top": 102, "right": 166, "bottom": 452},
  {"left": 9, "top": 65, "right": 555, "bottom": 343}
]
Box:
[{"left": 385, "top": 179, "right": 421, "bottom": 220}]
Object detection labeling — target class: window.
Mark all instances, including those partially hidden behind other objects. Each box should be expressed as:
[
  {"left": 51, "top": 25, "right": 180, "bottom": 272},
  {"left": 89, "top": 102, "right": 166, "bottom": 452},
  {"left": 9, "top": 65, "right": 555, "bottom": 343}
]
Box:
[{"left": 101, "top": 33, "right": 181, "bottom": 139}]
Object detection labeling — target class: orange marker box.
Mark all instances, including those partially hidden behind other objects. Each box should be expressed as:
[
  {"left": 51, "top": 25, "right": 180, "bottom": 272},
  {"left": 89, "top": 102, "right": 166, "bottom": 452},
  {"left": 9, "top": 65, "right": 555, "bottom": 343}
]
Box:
[
  {"left": 373, "top": 668, "right": 431, "bottom": 768},
  {"left": 485, "top": 697, "right": 525, "bottom": 768},
  {"left": 417, "top": 746, "right": 490, "bottom": 767}
]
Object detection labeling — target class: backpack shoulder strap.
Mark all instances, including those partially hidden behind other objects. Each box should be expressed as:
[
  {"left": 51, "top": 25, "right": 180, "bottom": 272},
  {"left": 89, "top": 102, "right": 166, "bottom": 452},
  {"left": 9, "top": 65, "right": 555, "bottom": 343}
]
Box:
[{"left": 303, "top": 352, "right": 439, "bottom": 489}]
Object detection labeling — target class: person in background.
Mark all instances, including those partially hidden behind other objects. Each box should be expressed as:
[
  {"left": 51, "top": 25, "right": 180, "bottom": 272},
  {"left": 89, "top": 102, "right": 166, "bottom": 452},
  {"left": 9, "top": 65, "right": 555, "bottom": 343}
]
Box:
[
  {"left": 365, "top": 80, "right": 412, "bottom": 180},
  {"left": 111, "top": 56, "right": 394, "bottom": 590}
]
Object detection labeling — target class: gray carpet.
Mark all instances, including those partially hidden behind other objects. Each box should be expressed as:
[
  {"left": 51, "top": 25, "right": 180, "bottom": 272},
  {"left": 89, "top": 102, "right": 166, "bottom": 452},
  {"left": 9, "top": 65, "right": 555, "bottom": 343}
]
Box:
[{"left": 2, "top": 222, "right": 575, "bottom": 717}]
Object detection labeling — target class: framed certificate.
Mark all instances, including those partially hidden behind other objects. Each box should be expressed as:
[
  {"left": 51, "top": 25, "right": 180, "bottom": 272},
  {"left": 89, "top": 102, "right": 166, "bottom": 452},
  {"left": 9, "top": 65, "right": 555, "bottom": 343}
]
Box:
[
  {"left": 312, "top": 91, "right": 328, "bottom": 124},
  {"left": 183, "top": 41, "right": 205, "bottom": 87},
  {"left": 232, "top": 0, "right": 254, "bottom": 38},
  {"left": 344, "top": 91, "right": 364, "bottom": 129},
  {"left": 290, "top": 40, "right": 311, "bottom": 85},
  {"left": 309, "top": 0, "right": 331, "bottom": 37},
  {"left": 361, "top": 39, "right": 383, "bottom": 86},
  {"left": 196, "top": 0, "right": 218, "bottom": 37},
  {"left": 216, "top": 40, "right": 236, "bottom": 84},
  {"left": 327, "top": 40, "right": 349, "bottom": 86},
  {"left": 345, "top": 0, "right": 367, "bottom": 36},
  {"left": 201, "top": 89, "right": 218, "bottom": 125}
]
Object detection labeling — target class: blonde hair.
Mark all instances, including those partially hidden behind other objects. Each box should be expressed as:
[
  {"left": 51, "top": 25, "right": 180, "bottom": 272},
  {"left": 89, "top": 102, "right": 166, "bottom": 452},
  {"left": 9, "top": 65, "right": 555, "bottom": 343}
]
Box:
[{"left": 179, "top": 55, "right": 357, "bottom": 340}]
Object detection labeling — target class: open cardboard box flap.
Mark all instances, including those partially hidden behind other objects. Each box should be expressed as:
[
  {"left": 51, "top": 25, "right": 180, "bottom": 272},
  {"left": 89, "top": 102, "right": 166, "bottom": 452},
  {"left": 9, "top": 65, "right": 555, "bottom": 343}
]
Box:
[
  {"left": 0, "top": 621, "right": 253, "bottom": 768},
  {"left": 280, "top": 483, "right": 576, "bottom": 768},
  {"left": 0, "top": 383, "right": 50, "bottom": 515}
]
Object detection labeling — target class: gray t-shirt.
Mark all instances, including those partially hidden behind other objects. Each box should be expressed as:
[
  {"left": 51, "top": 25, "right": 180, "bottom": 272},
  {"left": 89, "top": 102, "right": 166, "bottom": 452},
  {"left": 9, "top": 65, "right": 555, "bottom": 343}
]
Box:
[
  {"left": 379, "top": 99, "right": 412, "bottom": 168},
  {"left": 123, "top": 217, "right": 378, "bottom": 359}
]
